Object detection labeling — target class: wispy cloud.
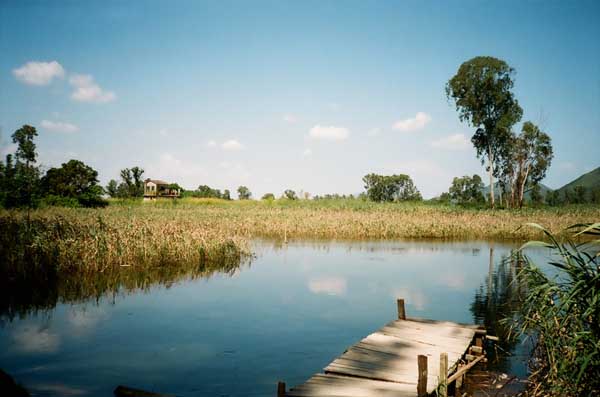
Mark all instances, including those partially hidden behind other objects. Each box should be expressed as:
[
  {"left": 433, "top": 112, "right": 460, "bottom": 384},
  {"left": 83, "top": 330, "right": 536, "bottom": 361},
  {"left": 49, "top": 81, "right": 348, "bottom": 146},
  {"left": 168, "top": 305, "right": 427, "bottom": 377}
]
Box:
[
  {"left": 392, "top": 112, "right": 431, "bottom": 132},
  {"left": 303, "top": 148, "right": 313, "bottom": 157},
  {"left": 69, "top": 74, "right": 116, "bottom": 103},
  {"left": 283, "top": 114, "right": 297, "bottom": 123},
  {"left": 13, "top": 61, "right": 65, "bottom": 86},
  {"left": 222, "top": 139, "right": 243, "bottom": 151},
  {"left": 309, "top": 125, "right": 349, "bottom": 141},
  {"left": 41, "top": 119, "right": 79, "bottom": 133},
  {"left": 206, "top": 140, "right": 217, "bottom": 148},
  {"left": 430, "top": 133, "right": 469, "bottom": 150}
]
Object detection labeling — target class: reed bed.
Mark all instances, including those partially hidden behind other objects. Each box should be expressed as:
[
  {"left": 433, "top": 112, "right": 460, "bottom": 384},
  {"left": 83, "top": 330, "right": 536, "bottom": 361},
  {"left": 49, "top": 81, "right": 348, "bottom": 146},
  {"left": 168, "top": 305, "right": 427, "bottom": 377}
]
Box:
[{"left": 115, "top": 198, "right": 599, "bottom": 240}]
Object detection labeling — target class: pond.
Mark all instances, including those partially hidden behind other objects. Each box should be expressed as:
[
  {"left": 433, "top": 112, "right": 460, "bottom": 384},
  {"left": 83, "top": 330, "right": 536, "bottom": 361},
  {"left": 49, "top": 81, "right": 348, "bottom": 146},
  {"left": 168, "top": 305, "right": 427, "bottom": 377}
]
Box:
[{"left": 0, "top": 239, "right": 543, "bottom": 396}]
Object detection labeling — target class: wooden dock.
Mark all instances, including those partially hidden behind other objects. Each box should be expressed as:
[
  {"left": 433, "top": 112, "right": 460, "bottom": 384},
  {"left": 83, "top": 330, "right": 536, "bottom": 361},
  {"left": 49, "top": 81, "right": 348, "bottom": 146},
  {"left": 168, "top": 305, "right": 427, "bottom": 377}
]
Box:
[{"left": 278, "top": 299, "right": 487, "bottom": 397}]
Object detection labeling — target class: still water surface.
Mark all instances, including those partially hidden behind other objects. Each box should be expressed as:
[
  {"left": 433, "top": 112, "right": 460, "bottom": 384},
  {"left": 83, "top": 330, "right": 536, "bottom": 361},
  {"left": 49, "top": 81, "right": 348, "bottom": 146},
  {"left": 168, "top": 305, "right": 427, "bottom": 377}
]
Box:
[{"left": 0, "top": 240, "right": 541, "bottom": 396}]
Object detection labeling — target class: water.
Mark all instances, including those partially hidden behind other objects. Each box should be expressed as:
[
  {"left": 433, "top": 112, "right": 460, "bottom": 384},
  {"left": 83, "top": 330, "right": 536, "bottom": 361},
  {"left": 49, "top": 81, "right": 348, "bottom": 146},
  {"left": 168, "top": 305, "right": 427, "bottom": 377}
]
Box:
[{"left": 0, "top": 239, "right": 544, "bottom": 396}]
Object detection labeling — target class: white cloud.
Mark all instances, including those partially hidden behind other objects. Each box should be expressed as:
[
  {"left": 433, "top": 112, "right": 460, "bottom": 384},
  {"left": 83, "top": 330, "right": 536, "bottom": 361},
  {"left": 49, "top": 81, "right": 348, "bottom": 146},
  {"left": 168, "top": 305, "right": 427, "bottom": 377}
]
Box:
[
  {"left": 13, "top": 61, "right": 65, "bottom": 85},
  {"left": 308, "top": 277, "right": 347, "bottom": 296},
  {"left": 222, "top": 139, "right": 243, "bottom": 151},
  {"left": 69, "top": 74, "right": 116, "bottom": 103},
  {"left": 13, "top": 325, "right": 60, "bottom": 353},
  {"left": 41, "top": 119, "right": 79, "bottom": 133},
  {"left": 309, "top": 125, "right": 349, "bottom": 141},
  {"left": 303, "top": 148, "right": 313, "bottom": 157},
  {"left": 206, "top": 140, "right": 217, "bottom": 148},
  {"left": 392, "top": 112, "right": 431, "bottom": 132},
  {"left": 430, "top": 133, "right": 469, "bottom": 150},
  {"left": 283, "top": 114, "right": 297, "bottom": 123},
  {"left": 159, "top": 128, "right": 169, "bottom": 137},
  {"left": 367, "top": 128, "right": 380, "bottom": 137}
]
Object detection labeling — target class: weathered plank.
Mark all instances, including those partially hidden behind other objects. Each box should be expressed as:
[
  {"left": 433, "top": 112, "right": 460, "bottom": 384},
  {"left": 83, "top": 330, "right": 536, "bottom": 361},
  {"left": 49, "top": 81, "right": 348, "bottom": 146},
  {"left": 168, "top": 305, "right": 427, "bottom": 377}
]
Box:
[{"left": 285, "top": 314, "right": 482, "bottom": 396}]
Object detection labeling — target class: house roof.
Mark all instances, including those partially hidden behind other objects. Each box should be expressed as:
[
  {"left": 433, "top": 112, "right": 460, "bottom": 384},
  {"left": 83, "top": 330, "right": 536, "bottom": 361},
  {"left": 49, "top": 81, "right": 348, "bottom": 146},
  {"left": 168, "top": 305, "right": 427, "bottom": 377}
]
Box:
[{"left": 145, "top": 179, "right": 170, "bottom": 185}]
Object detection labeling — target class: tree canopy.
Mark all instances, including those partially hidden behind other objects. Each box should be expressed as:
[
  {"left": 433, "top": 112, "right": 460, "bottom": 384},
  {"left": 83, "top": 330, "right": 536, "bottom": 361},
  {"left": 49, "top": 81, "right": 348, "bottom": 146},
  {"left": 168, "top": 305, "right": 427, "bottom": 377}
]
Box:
[
  {"left": 40, "top": 159, "right": 106, "bottom": 207},
  {"left": 363, "top": 173, "right": 422, "bottom": 202},
  {"left": 448, "top": 175, "right": 485, "bottom": 205},
  {"left": 237, "top": 185, "right": 251, "bottom": 200},
  {"left": 446, "top": 56, "right": 523, "bottom": 207}
]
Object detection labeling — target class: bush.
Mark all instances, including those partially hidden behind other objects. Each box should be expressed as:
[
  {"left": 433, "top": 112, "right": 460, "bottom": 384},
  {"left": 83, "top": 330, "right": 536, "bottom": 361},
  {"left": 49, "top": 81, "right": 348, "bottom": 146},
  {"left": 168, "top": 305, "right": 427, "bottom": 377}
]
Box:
[{"left": 506, "top": 223, "right": 600, "bottom": 396}]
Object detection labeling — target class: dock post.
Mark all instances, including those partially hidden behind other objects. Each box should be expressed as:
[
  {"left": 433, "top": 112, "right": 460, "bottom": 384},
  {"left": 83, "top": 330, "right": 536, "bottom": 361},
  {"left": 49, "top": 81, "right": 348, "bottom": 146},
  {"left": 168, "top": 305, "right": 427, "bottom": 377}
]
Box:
[
  {"left": 417, "top": 354, "right": 428, "bottom": 397},
  {"left": 439, "top": 352, "right": 448, "bottom": 397},
  {"left": 397, "top": 298, "right": 406, "bottom": 320},
  {"left": 277, "top": 381, "right": 286, "bottom": 397}
]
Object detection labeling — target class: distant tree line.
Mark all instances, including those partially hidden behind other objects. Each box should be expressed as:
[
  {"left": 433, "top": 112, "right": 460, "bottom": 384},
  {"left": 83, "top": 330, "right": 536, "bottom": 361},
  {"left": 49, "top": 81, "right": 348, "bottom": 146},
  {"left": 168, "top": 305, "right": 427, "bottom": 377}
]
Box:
[{"left": 0, "top": 125, "right": 106, "bottom": 208}]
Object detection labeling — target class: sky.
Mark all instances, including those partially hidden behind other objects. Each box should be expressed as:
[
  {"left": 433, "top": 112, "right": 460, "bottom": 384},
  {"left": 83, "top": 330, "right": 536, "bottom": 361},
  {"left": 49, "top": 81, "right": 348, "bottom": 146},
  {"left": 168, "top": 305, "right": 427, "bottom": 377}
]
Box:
[{"left": 1, "top": 0, "right": 599, "bottom": 198}]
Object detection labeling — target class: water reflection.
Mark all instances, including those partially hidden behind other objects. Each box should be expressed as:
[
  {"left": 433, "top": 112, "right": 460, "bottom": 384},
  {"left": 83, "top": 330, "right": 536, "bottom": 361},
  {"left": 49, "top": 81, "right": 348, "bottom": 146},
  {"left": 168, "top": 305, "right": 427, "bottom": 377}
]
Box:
[
  {"left": 470, "top": 247, "right": 528, "bottom": 374},
  {"left": 0, "top": 255, "right": 250, "bottom": 323},
  {"left": 0, "top": 239, "right": 538, "bottom": 397}
]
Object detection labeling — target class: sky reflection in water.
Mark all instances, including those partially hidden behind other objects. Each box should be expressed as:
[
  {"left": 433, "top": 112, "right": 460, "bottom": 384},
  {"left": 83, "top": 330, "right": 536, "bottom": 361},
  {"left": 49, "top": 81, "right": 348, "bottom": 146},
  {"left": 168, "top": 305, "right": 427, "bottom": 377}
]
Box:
[{"left": 0, "top": 240, "right": 546, "bottom": 396}]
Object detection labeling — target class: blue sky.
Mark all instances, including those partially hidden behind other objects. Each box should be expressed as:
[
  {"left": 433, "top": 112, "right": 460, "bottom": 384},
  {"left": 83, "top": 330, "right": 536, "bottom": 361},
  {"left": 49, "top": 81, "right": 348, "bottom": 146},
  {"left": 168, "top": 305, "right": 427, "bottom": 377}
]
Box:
[{"left": 1, "top": 0, "right": 599, "bottom": 198}]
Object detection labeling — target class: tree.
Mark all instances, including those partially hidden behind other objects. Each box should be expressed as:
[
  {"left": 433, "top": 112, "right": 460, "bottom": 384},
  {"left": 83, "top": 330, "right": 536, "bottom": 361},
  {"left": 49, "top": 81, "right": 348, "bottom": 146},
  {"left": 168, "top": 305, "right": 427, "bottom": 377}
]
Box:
[
  {"left": 448, "top": 175, "right": 485, "bottom": 204},
  {"left": 40, "top": 159, "right": 107, "bottom": 207},
  {"left": 237, "top": 185, "right": 251, "bottom": 200},
  {"left": 2, "top": 125, "right": 41, "bottom": 208},
  {"left": 363, "top": 173, "right": 422, "bottom": 202},
  {"left": 496, "top": 122, "right": 553, "bottom": 208},
  {"left": 545, "top": 190, "right": 561, "bottom": 206},
  {"left": 529, "top": 184, "right": 543, "bottom": 205},
  {"left": 261, "top": 193, "right": 275, "bottom": 200},
  {"left": 106, "top": 179, "right": 119, "bottom": 198},
  {"left": 446, "top": 57, "right": 523, "bottom": 208},
  {"left": 574, "top": 186, "right": 587, "bottom": 204},
  {"left": 283, "top": 189, "right": 297, "bottom": 200},
  {"left": 222, "top": 189, "right": 231, "bottom": 200},
  {"left": 119, "top": 167, "right": 145, "bottom": 197}
]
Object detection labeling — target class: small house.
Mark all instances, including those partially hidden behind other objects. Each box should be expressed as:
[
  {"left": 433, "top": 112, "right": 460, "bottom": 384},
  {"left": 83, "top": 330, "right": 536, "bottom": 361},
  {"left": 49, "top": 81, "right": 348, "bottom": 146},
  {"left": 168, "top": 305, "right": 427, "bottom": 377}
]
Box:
[{"left": 143, "top": 179, "right": 180, "bottom": 201}]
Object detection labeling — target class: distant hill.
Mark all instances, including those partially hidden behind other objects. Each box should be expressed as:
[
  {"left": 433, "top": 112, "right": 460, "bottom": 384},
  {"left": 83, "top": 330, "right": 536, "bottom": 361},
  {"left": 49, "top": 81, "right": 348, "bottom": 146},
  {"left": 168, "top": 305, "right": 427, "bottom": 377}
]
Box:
[{"left": 556, "top": 166, "right": 600, "bottom": 195}]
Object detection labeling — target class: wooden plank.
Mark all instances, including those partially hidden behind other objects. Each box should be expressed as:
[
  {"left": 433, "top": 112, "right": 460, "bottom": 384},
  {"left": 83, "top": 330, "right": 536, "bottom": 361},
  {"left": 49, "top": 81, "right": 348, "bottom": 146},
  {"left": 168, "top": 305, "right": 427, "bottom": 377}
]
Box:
[
  {"left": 417, "top": 355, "right": 428, "bottom": 397},
  {"left": 286, "top": 313, "right": 480, "bottom": 397}
]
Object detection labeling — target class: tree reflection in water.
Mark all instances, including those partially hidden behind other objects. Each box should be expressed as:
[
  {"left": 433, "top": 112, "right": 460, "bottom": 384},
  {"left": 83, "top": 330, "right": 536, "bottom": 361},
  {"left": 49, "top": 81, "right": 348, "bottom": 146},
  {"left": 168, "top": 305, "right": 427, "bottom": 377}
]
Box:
[{"left": 470, "top": 246, "right": 527, "bottom": 374}]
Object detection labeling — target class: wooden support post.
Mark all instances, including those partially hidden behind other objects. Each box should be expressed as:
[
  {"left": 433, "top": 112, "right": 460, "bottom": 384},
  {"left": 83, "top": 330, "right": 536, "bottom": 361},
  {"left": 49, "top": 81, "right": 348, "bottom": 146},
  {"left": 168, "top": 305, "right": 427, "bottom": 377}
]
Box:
[
  {"left": 417, "top": 354, "right": 428, "bottom": 397},
  {"left": 439, "top": 352, "right": 448, "bottom": 397},
  {"left": 277, "top": 381, "right": 286, "bottom": 397},
  {"left": 475, "top": 336, "right": 483, "bottom": 348},
  {"left": 397, "top": 298, "right": 406, "bottom": 320}
]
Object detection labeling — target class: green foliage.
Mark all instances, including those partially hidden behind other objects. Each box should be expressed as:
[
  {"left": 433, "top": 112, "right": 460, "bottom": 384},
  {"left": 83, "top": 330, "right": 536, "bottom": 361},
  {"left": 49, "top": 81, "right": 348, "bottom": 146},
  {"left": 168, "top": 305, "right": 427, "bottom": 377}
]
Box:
[
  {"left": 222, "top": 189, "right": 231, "bottom": 200},
  {"left": 117, "top": 167, "right": 145, "bottom": 198},
  {"left": 363, "top": 173, "right": 422, "bottom": 202},
  {"left": 237, "top": 185, "right": 251, "bottom": 200},
  {"left": 529, "top": 184, "right": 543, "bottom": 205},
  {"left": 446, "top": 56, "right": 523, "bottom": 207},
  {"left": 545, "top": 190, "right": 561, "bottom": 206},
  {"left": 0, "top": 125, "right": 41, "bottom": 208},
  {"left": 261, "top": 193, "right": 275, "bottom": 200},
  {"left": 283, "top": 189, "right": 297, "bottom": 200},
  {"left": 40, "top": 159, "right": 107, "bottom": 207},
  {"left": 448, "top": 174, "right": 485, "bottom": 205},
  {"left": 498, "top": 121, "right": 553, "bottom": 208},
  {"left": 507, "top": 223, "right": 600, "bottom": 396},
  {"left": 106, "top": 179, "right": 119, "bottom": 198}
]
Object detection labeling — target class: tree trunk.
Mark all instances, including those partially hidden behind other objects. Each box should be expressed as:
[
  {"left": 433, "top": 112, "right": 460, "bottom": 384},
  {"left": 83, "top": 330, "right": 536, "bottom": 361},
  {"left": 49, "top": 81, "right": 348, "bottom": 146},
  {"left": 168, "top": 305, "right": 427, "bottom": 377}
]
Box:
[
  {"left": 488, "top": 145, "right": 495, "bottom": 209},
  {"left": 518, "top": 166, "right": 530, "bottom": 209}
]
